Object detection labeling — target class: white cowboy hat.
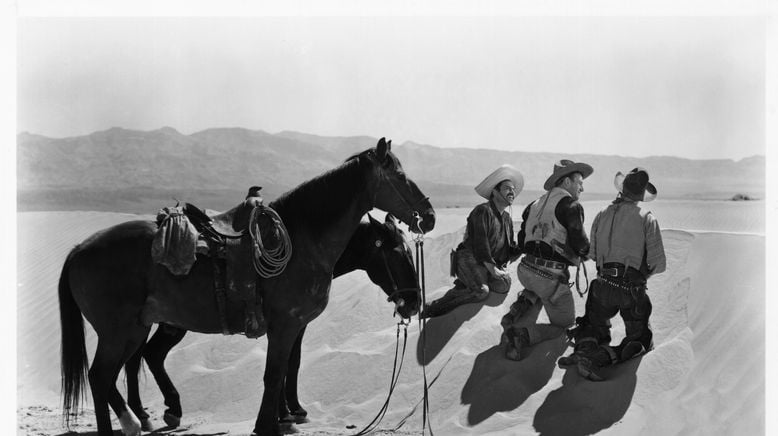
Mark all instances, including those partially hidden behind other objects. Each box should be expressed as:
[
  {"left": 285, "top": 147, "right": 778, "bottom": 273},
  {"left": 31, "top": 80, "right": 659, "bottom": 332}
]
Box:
[
  {"left": 474, "top": 164, "right": 525, "bottom": 199},
  {"left": 614, "top": 167, "right": 657, "bottom": 202},
  {"left": 543, "top": 159, "right": 594, "bottom": 191}
]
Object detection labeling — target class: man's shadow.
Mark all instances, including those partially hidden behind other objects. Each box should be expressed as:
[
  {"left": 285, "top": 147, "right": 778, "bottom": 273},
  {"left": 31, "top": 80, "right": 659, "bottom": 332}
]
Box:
[
  {"left": 416, "top": 291, "right": 508, "bottom": 365},
  {"left": 460, "top": 337, "right": 568, "bottom": 425},
  {"left": 533, "top": 357, "right": 642, "bottom": 436}
]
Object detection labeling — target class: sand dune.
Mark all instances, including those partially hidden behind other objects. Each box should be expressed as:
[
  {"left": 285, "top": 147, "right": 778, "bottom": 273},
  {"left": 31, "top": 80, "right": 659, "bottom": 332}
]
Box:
[{"left": 17, "top": 211, "right": 764, "bottom": 435}]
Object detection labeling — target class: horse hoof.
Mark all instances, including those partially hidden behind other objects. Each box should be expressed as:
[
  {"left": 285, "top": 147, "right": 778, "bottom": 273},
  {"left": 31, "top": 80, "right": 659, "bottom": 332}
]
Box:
[
  {"left": 279, "top": 413, "right": 295, "bottom": 424},
  {"left": 279, "top": 421, "right": 299, "bottom": 434},
  {"left": 139, "top": 417, "right": 154, "bottom": 432},
  {"left": 118, "top": 410, "right": 141, "bottom": 436},
  {"left": 163, "top": 411, "right": 181, "bottom": 428},
  {"left": 290, "top": 407, "right": 308, "bottom": 418}
]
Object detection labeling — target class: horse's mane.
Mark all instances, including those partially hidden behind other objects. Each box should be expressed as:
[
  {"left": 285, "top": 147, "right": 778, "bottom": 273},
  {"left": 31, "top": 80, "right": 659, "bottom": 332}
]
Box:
[{"left": 269, "top": 155, "right": 373, "bottom": 235}]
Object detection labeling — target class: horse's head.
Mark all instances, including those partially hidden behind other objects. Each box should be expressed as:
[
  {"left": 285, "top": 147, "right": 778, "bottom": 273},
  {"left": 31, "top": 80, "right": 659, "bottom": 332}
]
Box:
[
  {"left": 363, "top": 213, "right": 421, "bottom": 319},
  {"left": 357, "top": 138, "right": 436, "bottom": 234}
]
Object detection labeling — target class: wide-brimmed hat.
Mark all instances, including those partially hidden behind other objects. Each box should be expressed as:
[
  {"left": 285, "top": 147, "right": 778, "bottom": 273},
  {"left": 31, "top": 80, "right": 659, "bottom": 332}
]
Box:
[
  {"left": 543, "top": 159, "right": 594, "bottom": 191},
  {"left": 614, "top": 167, "right": 657, "bottom": 202},
  {"left": 474, "top": 164, "right": 525, "bottom": 199}
]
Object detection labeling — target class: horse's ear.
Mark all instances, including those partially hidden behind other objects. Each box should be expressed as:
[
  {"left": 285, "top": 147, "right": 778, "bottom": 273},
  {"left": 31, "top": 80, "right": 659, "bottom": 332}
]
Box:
[
  {"left": 387, "top": 140, "right": 392, "bottom": 151},
  {"left": 385, "top": 213, "right": 397, "bottom": 225},
  {"left": 367, "top": 213, "right": 380, "bottom": 225},
  {"left": 376, "top": 137, "right": 388, "bottom": 160}
]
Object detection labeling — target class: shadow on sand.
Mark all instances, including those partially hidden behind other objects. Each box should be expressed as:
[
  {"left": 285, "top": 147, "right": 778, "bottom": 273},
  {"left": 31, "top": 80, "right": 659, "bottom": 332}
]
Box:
[
  {"left": 460, "top": 337, "right": 568, "bottom": 425},
  {"left": 56, "top": 426, "right": 228, "bottom": 436},
  {"left": 416, "top": 291, "right": 508, "bottom": 365},
  {"left": 533, "top": 357, "right": 642, "bottom": 436}
]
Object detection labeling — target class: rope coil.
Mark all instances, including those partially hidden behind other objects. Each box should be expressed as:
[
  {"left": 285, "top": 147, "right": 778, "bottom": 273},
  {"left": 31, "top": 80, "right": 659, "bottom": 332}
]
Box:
[{"left": 248, "top": 206, "right": 293, "bottom": 278}]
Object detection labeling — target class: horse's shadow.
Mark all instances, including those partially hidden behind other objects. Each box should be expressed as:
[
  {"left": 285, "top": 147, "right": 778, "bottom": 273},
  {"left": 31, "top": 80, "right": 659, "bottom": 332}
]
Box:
[
  {"left": 416, "top": 291, "right": 508, "bottom": 365},
  {"left": 533, "top": 357, "right": 642, "bottom": 436},
  {"left": 460, "top": 337, "right": 568, "bottom": 425},
  {"left": 55, "top": 427, "right": 228, "bottom": 436}
]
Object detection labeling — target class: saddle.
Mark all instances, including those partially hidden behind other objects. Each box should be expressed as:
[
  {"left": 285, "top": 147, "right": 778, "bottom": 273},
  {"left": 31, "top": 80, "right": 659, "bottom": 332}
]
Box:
[
  {"left": 180, "top": 200, "right": 287, "bottom": 338},
  {"left": 182, "top": 202, "right": 251, "bottom": 238}
]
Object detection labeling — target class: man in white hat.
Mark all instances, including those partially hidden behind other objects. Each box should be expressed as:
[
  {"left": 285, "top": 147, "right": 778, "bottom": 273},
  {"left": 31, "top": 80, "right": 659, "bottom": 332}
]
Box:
[
  {"left": 501, "top": 159, "right": 593, "bottom": 361},
  {"left": 559, "top": 167, "right": 666, "bottom": 381},
  {"left": 421, "top": 165, "right": 524, "bottom": 318}
]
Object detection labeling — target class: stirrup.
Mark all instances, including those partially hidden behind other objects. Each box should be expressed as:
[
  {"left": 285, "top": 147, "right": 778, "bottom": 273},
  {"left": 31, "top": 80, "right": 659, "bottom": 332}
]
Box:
[{"left": 244, "top": 311, "right": 266, "bottom": 338}]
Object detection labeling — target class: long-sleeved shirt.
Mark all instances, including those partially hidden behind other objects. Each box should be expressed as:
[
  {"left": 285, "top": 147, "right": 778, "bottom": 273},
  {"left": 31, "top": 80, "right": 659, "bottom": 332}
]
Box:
[
  {"left": 458, "top": 200, "right": 522, "bottom": 267},
  {"left": 590, "top": 197, "right": 666, "bottom": 278},
  {"left": 517, "top": 196, "right": 590, "bottom": 265}
]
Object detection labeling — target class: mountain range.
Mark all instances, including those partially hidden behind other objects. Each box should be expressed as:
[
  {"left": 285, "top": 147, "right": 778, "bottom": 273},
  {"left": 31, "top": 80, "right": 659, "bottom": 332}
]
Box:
[{"left": 17, "top": 127, "right": 765, "bottom": 213}]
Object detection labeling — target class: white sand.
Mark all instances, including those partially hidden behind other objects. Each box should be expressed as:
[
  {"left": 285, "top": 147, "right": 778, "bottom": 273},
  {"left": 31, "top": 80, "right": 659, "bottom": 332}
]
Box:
[{"left": 17, "top": 210, "right": 764, "bottom": 435}]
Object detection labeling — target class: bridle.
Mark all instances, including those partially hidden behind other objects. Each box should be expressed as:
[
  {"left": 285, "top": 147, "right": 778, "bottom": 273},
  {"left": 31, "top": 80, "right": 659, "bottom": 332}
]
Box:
[
  {"left": 365, "top": 150, "right": 430, "bottom": 234},
  {"left": 367, "top": 231, "right": 421, "bottom": 317}
]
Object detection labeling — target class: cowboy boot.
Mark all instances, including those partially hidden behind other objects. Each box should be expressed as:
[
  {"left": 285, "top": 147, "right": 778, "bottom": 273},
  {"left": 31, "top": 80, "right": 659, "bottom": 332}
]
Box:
[
  {"left": 576, "top": 356, "right": 605, "bottom": 381},
  {"left": 504, "top": 327, "right": 530, "bottom": 361},
  {"left": 500, "top": 294, "right": 534, "bottom": 328},
  {"left": 619, "top": 340, "right": 648, "bottom": 362}
]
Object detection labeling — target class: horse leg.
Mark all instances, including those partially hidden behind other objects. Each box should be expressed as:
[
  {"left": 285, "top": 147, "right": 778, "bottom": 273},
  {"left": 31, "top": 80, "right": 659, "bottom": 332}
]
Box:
[
  {"left": 90, "top": 334, "right": 146, "bottom": 436},
  {"left": 125, "top": 343, "right": 151, "bottom": 430},
  {"left": 285, "top": 327, "right": 308, "bottom": 421},
  {"left": 253, "top": 325, "right": 299, "bottom": 436},
  {"left": 278, "top": 327, "right": 306, "bottom": 424},
  {"left": 143, "top": 323, "right": 188, "bottom": 427}
]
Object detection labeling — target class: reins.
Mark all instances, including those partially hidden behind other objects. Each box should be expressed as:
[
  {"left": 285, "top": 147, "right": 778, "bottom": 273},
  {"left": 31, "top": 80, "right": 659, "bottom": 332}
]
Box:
[
  {"left": 352, "top": 318, "right": 410, "bottom": 436},
  {"left": 352, "top": 213, "right": 433, "bottom": 436},
  {"left": 412, "top": 215, "right": 434, "bottom": 436}
]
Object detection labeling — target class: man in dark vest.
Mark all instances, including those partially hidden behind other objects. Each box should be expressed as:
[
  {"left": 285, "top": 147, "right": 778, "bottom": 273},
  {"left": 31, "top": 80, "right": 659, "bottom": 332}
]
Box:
[
  {"left": 501, "top": 159, "right": 593, "bottom": 361},
  {"left": 422, "top": 165, "right": 524, "bottom": 318},
  {"left": 560, "top": 167, "right": 666, "bottom": 380}
]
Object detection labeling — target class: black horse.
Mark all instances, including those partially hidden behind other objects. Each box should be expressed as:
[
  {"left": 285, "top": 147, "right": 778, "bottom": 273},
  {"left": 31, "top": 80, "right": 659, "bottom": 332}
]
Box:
[
  {"left": 124, "top": 213, "right": 420, "bottom": 429},
  {"left": 59, "top": 138, "right": 435, "bottom": 436}
]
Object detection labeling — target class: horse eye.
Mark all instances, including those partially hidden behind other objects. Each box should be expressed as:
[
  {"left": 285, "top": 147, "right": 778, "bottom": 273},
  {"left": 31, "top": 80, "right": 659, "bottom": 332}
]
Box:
[{"left": 375, "top": 240, "right": 383, "bottom": 248}]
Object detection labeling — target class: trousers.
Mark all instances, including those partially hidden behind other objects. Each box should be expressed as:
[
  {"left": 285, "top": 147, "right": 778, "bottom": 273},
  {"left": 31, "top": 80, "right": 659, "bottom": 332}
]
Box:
[
  {"left": 576, "top": 277, "right": 653, "bottom": 353},
  {"left": 507, "top": 260, "right": 575, "bottom": 345}
]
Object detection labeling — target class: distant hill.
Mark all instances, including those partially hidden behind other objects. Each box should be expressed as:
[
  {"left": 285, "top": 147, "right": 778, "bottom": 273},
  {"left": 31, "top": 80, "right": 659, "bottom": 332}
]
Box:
[{"left": 17, "top": 127, "right": 764, "bottom": 213}]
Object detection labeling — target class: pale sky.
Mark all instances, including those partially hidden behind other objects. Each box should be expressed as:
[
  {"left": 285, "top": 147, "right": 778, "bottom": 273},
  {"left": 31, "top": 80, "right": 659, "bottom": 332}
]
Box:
[
  {"left": 17, "top": 15, "right": 765, "bottom": 160},
  {"left": 2, "top": 3, "right": 777, "bottom": 435}
]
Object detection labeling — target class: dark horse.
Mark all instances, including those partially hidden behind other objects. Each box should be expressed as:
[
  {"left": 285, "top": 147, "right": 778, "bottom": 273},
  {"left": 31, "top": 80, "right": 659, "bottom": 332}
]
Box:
[
  {"left": 59, "top": 138, "right": 435, "bottom": 436},
  {"left": 124, "top": 214, "right": 420, "bottom": 429}
]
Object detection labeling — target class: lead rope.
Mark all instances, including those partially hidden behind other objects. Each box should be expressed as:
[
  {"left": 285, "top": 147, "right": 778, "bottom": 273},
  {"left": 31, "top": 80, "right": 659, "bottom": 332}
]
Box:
[
  {"left": 574, "top": 262, "right": 589, "bottom": 298},
  {"left": 412, "top": 213, "right": 434, "bottom": 436}
]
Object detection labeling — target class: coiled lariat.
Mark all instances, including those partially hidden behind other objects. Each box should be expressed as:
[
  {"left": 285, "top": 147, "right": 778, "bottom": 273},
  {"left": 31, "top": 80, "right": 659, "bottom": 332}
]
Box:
[{"left": 248, "top": 206, "right": 292, "bottom": 278}]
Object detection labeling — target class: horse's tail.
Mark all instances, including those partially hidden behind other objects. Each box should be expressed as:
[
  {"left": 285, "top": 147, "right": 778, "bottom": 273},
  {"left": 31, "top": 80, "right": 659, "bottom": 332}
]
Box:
[{"left": 58, "top": 249, "right": 89, "bottom": 427}]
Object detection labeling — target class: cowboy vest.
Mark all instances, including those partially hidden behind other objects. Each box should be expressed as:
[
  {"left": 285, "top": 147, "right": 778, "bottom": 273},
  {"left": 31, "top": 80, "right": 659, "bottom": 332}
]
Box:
[
  {"left": 524, "top": 187, "right": 579, "bottom": 265},
  {"left": 592, "top": 201, "right": 649, "bottom": 271}
]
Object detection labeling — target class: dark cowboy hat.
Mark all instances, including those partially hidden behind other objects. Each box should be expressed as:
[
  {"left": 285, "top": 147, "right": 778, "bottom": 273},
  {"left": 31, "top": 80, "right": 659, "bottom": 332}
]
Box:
[
  {"left": 474, "top": 164, "right": 525, "bottom": 199},
  {"left": 614, "top": 167, "right": 657, "bottom": 202},
  {"left": 543, "top": 159, "right": 594, "bottom": 191}
]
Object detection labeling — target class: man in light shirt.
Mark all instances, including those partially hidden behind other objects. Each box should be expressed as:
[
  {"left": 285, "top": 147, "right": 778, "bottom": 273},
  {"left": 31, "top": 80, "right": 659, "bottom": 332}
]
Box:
[{"left": 560, "top": 167, "right": 666, "bottom": 381}]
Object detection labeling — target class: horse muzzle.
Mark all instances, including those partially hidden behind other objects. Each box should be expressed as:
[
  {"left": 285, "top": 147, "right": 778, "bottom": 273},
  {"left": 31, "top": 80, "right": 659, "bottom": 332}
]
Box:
[
  {"left": 411, "top": 208, "right": 436, "bottom": 234},
  {"left": 389, "top": 289, "right": 421, "bottom": 318}
]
